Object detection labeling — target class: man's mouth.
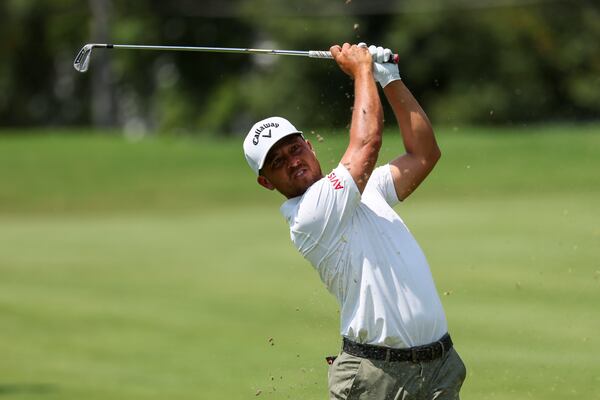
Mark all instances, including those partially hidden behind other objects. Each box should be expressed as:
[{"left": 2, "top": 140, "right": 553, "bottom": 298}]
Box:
[{"left": 292, "top": 167, "right": 307, "bottom": 179}]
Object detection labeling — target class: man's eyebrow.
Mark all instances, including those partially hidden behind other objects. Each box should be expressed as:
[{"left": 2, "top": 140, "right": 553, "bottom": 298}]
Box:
[
  {"left": 264, "top": 149, "right": 281, "bottom": 165},
  {"left": 264, "top": 136, "right": 302, "bottom": 165}
]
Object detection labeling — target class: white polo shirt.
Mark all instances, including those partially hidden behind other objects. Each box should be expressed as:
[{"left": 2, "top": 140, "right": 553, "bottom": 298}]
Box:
[{"left": 280, "top": 164, "right": 448, "bottom": 348}]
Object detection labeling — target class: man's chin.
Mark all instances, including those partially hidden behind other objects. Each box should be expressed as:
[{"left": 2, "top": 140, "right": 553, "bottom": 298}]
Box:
[{"left": 290, "top": 174, "right": 322, "bottom": 197}]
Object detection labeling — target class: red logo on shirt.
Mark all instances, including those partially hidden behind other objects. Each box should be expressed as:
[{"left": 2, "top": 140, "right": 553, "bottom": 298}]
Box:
[{"left": 327, "top": 172, "right": 344, "bottom": 190}]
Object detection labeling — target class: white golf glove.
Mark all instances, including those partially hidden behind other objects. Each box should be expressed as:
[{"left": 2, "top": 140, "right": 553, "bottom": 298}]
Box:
[{"left": 358, "top": 43, "right": 401, "bottom": 88}]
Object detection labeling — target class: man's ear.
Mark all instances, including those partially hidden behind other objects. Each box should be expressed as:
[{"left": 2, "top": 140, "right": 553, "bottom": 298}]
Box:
[{"left": 257, "top": 175, "right": 275, "bottom": 190}]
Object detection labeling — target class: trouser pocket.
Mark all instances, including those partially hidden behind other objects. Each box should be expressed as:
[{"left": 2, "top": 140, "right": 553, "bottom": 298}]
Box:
[{"left": 328, "top": 352, "right": 363, "bottom": 400}]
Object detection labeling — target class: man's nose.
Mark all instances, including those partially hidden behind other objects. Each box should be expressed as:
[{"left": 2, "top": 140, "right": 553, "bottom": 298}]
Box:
[{"left": 289, "top": 157, "right": 302, "bottom": 169}]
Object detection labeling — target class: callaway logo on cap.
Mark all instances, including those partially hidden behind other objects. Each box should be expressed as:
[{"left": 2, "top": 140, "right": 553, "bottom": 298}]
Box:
[{"left": 243, "top": 116, "right": 304, "bottom": 175}]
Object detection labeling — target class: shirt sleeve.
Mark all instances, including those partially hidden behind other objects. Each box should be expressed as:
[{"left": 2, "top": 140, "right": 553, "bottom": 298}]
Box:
[
  {"left": 364, "top": 164, "right": 401, "bottom": 207},
  {"left": 290, "top": 164, "right": 361, "bottom": 256}
]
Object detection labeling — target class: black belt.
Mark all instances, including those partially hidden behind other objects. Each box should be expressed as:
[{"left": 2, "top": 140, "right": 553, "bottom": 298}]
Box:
[{"left": 342, "top": 333, "right": 453, "bottom": 363}]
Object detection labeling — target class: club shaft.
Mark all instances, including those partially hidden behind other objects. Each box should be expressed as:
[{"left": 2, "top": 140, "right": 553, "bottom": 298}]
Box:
[
  {"left": 97, "top": 44, "right": 320, "bottom": 58},
  {"left": 75, "top": 43, "right": 398, "bottom": 73}
]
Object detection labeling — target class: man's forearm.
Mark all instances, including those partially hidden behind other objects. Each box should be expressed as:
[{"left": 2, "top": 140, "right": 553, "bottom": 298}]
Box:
[
  {"left": 351, "top": 70, "right": 384, "bottom": 148},
  {"left": 343, "top": 70, "right": 384, "bottom": 188},
  {"left": 383, "top": 80, "right": 439, "bottom": 158}
]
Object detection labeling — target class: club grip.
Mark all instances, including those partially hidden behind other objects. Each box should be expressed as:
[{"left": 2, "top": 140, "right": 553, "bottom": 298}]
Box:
[{"left": 309, "top": 50, "right": 399, "bottom": 64}]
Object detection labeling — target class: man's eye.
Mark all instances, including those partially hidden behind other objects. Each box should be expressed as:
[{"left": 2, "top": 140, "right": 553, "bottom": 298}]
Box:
[{"left": 272, "top": 158, "right": 282, "bottom": 168}]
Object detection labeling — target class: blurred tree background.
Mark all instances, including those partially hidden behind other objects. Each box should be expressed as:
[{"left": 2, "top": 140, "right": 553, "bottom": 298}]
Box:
[{"left": 1, "top": 0, "right": 598, "bottom": 136}]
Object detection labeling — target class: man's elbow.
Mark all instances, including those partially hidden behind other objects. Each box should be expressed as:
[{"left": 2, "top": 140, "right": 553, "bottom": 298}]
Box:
[
  {"left": 358, "top": 126, "right": 383, "bottom": 154},
  {"left": 423, "top": 144, "right": 441, "bottom": 169},
  {"left": 366, "top": 134, "right": 383, "bottom": 153},
  {"left": 431, "top": 145, "right": 441, "bottom": 163}
]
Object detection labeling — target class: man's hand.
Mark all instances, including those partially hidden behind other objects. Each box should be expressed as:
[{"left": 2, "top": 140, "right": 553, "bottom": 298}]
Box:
[
  {"left": 330, "top": 43, "right": 373, "bottom": 79},
  {"left": 359, "top": 43, "right": 401, "bottom": 88}
]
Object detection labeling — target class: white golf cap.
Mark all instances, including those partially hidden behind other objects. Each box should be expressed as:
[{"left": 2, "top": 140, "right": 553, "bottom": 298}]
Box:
[{"left": 243, "top": 116, "right": 303, "bottom": 175}]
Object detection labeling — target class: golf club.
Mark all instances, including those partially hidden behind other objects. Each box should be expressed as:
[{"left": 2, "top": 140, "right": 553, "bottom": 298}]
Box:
[{"left": 73, "top": 43, "right": 399, "bottom": 73}]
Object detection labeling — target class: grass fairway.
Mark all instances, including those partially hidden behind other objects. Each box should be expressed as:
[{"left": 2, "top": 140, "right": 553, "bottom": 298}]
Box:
[{"left": 0, "top": 125, "right": 599, "bottom": 399}]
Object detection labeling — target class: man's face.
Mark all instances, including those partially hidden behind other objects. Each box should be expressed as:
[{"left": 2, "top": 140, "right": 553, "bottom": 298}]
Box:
[{"left": 258, "top": 135, "right": 323, "bottom": 198}]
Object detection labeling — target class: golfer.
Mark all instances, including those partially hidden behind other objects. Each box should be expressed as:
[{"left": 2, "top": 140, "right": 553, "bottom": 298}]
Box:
[{"left": 243, "top": 43, "right": 466, "bottom": 400}]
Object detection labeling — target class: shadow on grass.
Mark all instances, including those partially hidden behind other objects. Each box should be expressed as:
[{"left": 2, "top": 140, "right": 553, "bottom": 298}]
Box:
[{"left": 0, "top": 384, "right": 57, "bottom": 396}]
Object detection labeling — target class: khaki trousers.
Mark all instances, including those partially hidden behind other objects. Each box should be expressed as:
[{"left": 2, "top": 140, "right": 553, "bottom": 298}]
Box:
[{"left": 328, "top": 347, "right": 466, "bottom": 400}]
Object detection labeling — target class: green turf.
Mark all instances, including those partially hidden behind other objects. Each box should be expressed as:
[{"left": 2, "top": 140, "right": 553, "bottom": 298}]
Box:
[{"left": 0, "top": 125, "right": 599, "bottom": 399}]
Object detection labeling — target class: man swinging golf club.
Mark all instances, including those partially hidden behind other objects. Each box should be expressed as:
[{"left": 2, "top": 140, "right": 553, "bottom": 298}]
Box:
[{"left": 243, "top": 42, "right": 466, "bottom": 400}]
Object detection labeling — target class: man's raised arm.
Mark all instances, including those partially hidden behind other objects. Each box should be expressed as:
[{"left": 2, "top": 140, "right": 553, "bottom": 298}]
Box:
[
  {"left": 383, "top": 80, "right": 441, "bottom": 201},
  {"left": 330, "top": 43, "right": 384, "bottom": 193},
  {"left": 365, "top": 44, "right": 440, "bottom": 201}
]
